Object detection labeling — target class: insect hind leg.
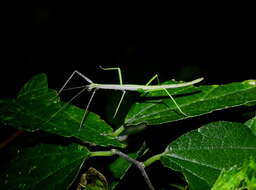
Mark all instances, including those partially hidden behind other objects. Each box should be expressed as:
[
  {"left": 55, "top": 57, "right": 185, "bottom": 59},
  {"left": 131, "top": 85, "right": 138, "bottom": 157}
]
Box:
[
  {"left": 162, "top": 88, "right": 189, "bottom": 117},
  {"left": 146, "top": 74, "right": 188, "bottom": 117}
]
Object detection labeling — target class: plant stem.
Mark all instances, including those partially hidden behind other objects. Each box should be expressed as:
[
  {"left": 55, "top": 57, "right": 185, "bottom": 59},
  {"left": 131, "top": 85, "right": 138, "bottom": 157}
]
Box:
[
  {"left": 143, "top": 153, "right": 163, "bottom": 167},
  {"left": 111, "top": 149, "right": 155, "bottom": 190},
  {"left": 111, "top": 125, "right": 125, "bottom": 137},
  {"left": 89, "top": 150, "right": 114, "bottom": 157},
  {"left": 89, "top": 149, "right": 156, "bottom": 190}
]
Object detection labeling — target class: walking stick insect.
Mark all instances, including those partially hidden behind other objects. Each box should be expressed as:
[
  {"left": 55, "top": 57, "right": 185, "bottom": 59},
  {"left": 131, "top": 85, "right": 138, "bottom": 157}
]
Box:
[{"left": 58, "top": 66, "right": 204, "bottom": 129}]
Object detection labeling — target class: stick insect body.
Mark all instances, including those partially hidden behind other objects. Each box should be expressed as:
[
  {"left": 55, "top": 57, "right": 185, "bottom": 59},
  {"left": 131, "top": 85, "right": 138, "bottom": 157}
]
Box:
[
  {"left": 58, "top": 67, "right": 204, "bottom": 129},
  {"left": 87, "top": 78, "right": 203, "bottom": 91}
]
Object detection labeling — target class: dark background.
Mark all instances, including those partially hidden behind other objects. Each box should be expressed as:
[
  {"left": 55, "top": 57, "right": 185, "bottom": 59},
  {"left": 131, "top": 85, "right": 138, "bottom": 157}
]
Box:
[
  {"left": 2, "top": 4, "right": 255, "bottom": 97},
  {"left": 1, "top": 3, "right": 255, "bottom": 189}
]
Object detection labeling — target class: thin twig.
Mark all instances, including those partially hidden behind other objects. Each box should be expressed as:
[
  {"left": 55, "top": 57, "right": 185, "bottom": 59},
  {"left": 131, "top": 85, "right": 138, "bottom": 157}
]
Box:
[
  {"left": 111, "top": 149, "right": 155, "bottom": 190},
  {"left": 0, "top": 130, "right": 23, "bottom": 149}
]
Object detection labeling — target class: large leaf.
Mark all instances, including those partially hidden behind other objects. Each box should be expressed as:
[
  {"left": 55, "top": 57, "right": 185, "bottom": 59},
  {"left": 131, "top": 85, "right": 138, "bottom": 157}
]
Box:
[
  {"left": 0, "top": 143, "right": 90, "bottom": 190},
  {"left": 125, "top": 80, "right": 256, "bottom": 126},
  {"left": 0, "top": 74, "right": 124, "bottom": 147},
  {"left": 160, "top": 121, "right": 256, "bottom": 190}
]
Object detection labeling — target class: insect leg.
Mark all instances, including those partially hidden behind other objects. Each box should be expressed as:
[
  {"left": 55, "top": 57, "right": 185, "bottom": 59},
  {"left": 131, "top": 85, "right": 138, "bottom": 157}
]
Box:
[
  {"left": 113, "top": 91, "right": 126, "bottom": 118},
  {"left": 79, "top": 88, "right": 97, "bottom": 130},
  {"left": 99, "top": 66, "right": 123, "bottom": 85},
  {"left": 45, "top": 86, "right": 88, "bottom": 124},
  {"left": 145, "top": 74, "right": 160, "bottom": 86},
  {"left": 162, "top": 88, "right": 189, "bottom": 116},
  {"left": 99, "top": 66, "right": 126, "bottom": 118},
  {"left": 146, "top": 74, "right": 188, "bottom": 116}
]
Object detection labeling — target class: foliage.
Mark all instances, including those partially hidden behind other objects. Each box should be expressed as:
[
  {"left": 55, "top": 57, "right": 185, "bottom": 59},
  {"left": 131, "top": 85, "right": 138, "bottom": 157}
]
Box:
[
  {"left": 211, "top": 158, "right": 256, "bottom": 190},
  {"left": 0, "top": 74, "right": 256, "bottom": 189},
  {"left": 161, "top": 121, "right": 256, "bottom": 190}
]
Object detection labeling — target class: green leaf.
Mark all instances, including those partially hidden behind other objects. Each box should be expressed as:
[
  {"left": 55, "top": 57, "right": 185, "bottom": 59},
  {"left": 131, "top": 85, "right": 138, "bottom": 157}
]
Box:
[
  {"left": 0, "top": 74, "right": 124, "bottom": 148},
  {"left": 109, "top": 143, "right": 146, "bottom": 190},
  {"left": 0, "top": 143, "right": 90, "bottom": 190},
  {"left": 160, "top": 121, "right": 256, "bottom": 190},
  {"left": 211, "top": 158, "right": 256, "bottom": 190},
  {"left": 125, "top": 80, "right": 256, "bottom": 126},
  {"left": 245, "top": 116, "right": 256, "bottom": 136}
]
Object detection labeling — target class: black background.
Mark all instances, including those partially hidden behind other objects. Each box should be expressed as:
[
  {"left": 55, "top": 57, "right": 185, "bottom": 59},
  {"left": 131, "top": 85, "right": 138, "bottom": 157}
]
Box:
[
  {"left": 2, "top": 4, "right": 255, "bottom": 97},
  {"left": 1, "top": 3, "right": 255, "bottom": 189}
]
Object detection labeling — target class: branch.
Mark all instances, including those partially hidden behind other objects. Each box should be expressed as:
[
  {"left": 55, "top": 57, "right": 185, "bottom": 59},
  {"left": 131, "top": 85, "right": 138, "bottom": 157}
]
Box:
[
  {"left": 90, "top": 149, "right": 156, "bottom": 190},
  {"left": 111, "top": 149, "right": 155, "bottom": 190},
  {"left": 0, "top": 130, "right": 23, "bottom": 149}
]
